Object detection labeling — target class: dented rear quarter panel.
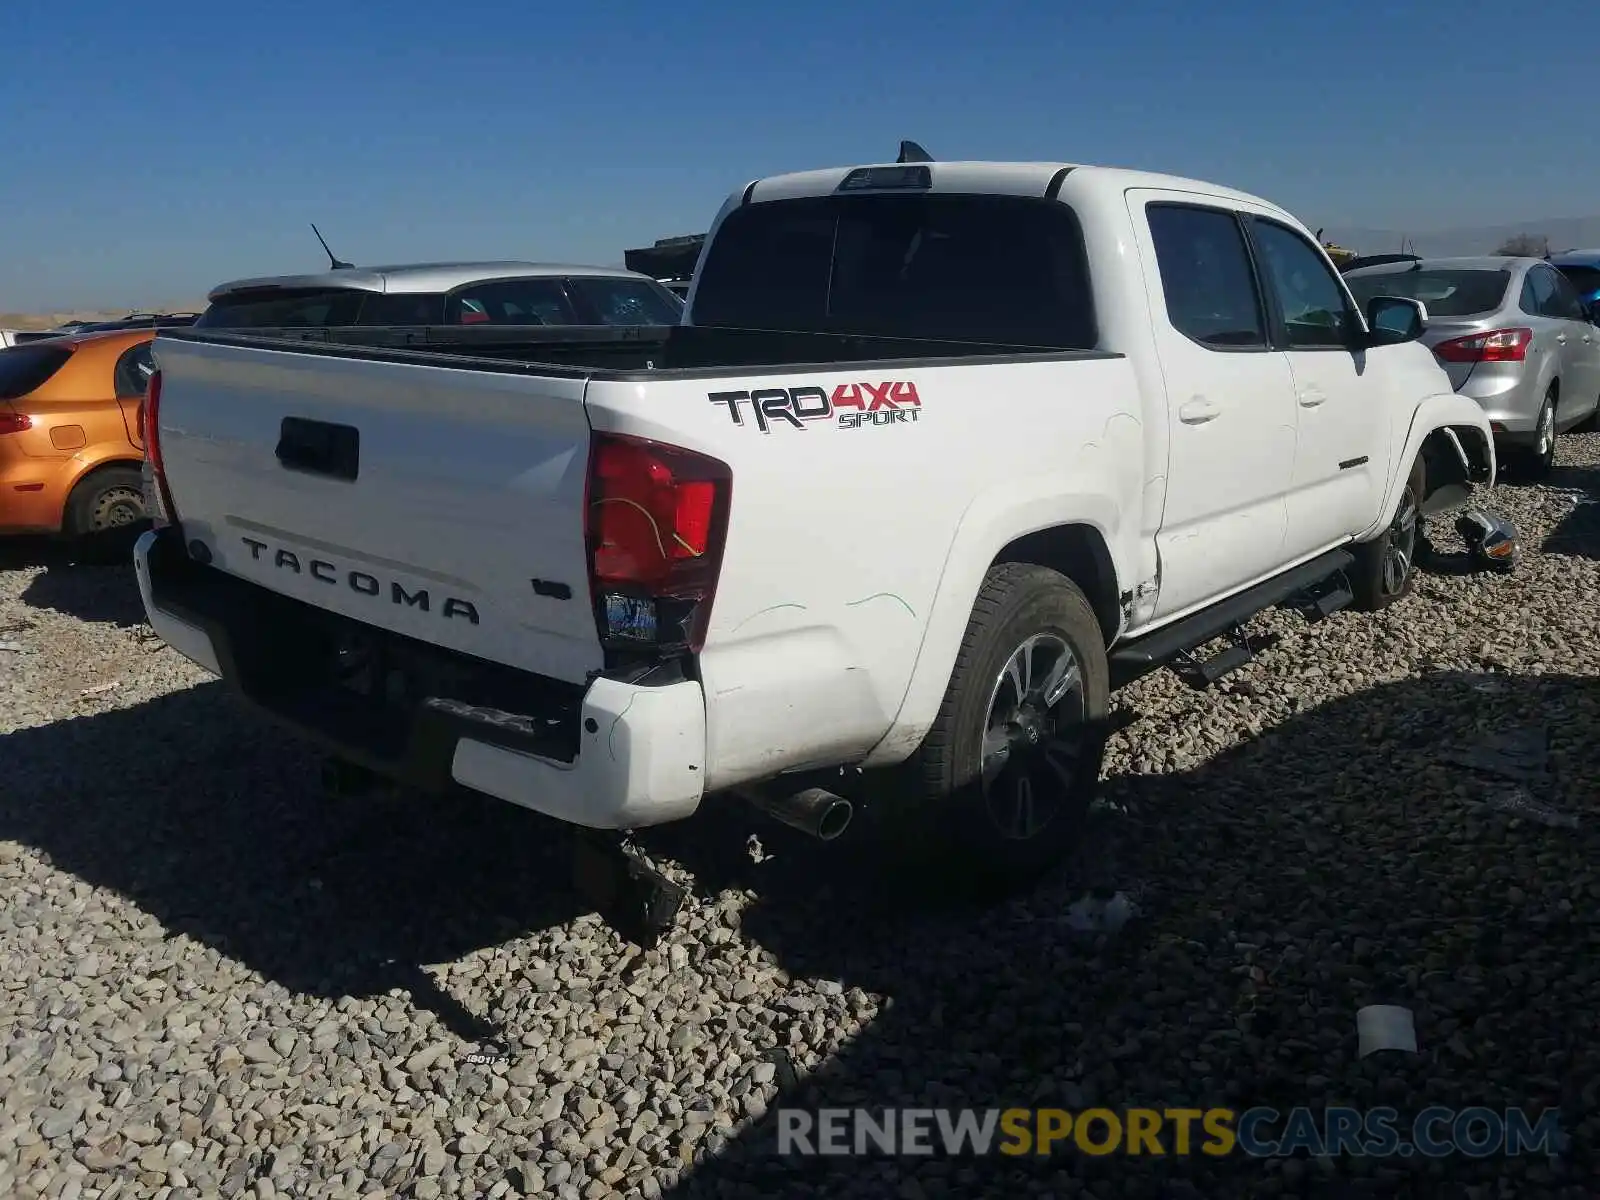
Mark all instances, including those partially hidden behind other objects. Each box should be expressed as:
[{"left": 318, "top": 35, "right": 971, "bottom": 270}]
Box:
[{"left": 583, "top": 354, "right": 1147, "bottom": 791}]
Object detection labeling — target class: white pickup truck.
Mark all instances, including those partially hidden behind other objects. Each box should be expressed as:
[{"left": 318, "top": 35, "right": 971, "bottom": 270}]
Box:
[{"left": 134, "top": 157, "right": 1496, "bottom": 902}]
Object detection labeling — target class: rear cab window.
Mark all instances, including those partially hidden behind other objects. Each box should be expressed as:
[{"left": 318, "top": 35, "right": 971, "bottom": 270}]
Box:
[
  {"left": 1345, "top": 267, "right": 1511, "bottom": 317},
  {"left": 194, "top": 288, "right": 368, "bottom": 328},
  {"left": 0, "top": 343, "right": 75, "bottom": 400},
  {"left": 691, "top": 192, "right": 1098, "bottom": 348}
]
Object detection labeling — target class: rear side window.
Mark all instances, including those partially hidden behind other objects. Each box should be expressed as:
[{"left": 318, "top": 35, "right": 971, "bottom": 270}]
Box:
[
  {"left": 692, "top": 193, "right": 1097, "bottom": 348},
  {"left": 195, "top": 288, "right": 368, "bottom": 328},
  {"left": 568, "top": 277, "right": 683, "bottom": 325},
  {"left": 445, "top": 279, "right": 579, "bottom": 326},
  {"left": 113, "top": 341, "right": 156, "bottom": 398},
  {"left": 1145, "top": 204, "right": 1266, "bottom": 349},
  {"left": 1345, "top": 268, "right": 1510, "bottom": 317},
  {"left": 0, "top": 344, "right": 74, "bottom": 400}
]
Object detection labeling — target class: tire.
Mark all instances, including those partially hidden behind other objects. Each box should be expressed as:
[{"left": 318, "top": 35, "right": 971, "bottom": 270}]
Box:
[
  {"left": 1350, "top": 455, "right": 1424, "bottom": 611},
  {"left": 64, "top": 465, "right": 149, "bottom": 558},
  {"left": 871, "top": 563, "right": 1109, "bottom": 899},
  {"left": 1517, "top": 389, "right": 1557, "bottom": 480}
]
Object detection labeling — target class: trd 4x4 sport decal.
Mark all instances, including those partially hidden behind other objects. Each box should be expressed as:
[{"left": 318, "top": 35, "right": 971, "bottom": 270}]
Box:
[{"left": 708, "top": 381, "right": 922, "bottom": 434}]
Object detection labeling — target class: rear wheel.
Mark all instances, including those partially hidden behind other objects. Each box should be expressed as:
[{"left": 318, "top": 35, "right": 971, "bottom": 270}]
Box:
[
  {"left": 872, "top": 563, "right": 1109, "bottom": 899},
  {"left": 64, "top": 465, "right": 148, "bottom": 556},
  {"left": 1517, "top": 389, "right": 1557, "bottom": 480}
]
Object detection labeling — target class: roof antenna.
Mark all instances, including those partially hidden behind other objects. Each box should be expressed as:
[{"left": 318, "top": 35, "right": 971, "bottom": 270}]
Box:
[
  {"left": 311, "top": 223, "right": 354, "bottom": 270},
  {"left": 896, "top": 140, "right": 933, "bottom": 164}
]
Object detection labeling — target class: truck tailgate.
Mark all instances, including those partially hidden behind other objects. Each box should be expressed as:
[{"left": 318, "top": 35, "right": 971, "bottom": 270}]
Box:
[{"left": 151, "top": 336, "right": 604, "bottom": 685}]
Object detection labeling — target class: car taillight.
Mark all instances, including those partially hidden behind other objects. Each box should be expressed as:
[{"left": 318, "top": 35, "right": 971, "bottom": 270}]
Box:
[
  {"left": 1433, "top": 327, "right": 1532, "bottom": 363},
  {"left": 585, "top": 432, "right": 732, "bottom": 657},
  {"left": 140, "top": 369, "right": 179, "bottom": 529},
  {"left": 0, "top": 410, "right": 32, "bottom": 435}
]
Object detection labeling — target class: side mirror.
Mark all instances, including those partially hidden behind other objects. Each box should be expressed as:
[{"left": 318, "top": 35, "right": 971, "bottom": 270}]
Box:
[{"left": 1364, "top": 295, "right": 1427, "bottom": 346}]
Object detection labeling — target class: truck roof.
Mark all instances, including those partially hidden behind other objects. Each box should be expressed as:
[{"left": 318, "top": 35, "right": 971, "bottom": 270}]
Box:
[
  {"left": 207, "top": 261, "right": 650, "bottom": 302},
  {"left": 742, "top": 159, "right": 1288, "bottom": 216}
]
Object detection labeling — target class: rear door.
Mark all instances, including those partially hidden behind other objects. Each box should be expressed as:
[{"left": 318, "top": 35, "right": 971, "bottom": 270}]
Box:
[
  {"left": 1128, "top": 193, "right": 1301, "bottom": 618},
  {"left": 152, "top": 336, "right": 605, "bottom": 684}
]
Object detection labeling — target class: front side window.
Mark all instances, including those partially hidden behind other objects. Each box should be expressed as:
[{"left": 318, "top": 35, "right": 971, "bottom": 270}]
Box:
[
  {"left": 1146, "top": 204, "right": 1266, "bottom": 350},
  {"left": 1248, "top": 219, "right": 1358, "bottom": 350},
  {"left": 692, "top": 192, "right": 1097, "bottom": 348}
]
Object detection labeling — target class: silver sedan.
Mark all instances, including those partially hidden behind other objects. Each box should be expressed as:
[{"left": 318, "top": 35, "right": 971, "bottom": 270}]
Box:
[{"left": 1345, "top": 255, "right": 1600, "bottom": 477}]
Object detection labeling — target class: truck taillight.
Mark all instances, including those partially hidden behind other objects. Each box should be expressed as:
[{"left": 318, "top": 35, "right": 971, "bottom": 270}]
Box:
[
  {"left": 585, "top": 432, "right": 732, "bottom": 657},
  {"left": 139, "top": 369, "right": 179, "bottom": 529},
  {"left": 1433, "top": 327, "right": 1532, "bottom": 363}
]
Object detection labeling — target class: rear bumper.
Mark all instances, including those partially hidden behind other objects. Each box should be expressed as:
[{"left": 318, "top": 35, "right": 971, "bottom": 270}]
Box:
[
  {"left": 1457, "top": 371, "right": 1543, "bottom": 437},
  {"left": 133, "top": 527, "right": 706, "bottom": 829},
  {"left": 0, "top": 455, "right": 69, "bottom": 533}
]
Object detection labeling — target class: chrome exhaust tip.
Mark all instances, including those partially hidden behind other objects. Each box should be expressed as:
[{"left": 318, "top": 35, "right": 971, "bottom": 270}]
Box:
[{"left": 740, "top": 785, "right": 854, "bottom": 841}]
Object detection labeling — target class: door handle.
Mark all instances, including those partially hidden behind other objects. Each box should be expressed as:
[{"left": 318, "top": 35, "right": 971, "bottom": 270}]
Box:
[
  {"left": 1297, "top": 387, "right": 1326, "bottom": 408},
  {"left": 1555, "top": 333, "right": 1567, "bottom": 344},
  {"left": 1179, "top": 398, "right": 1221, "bottom": 424}
]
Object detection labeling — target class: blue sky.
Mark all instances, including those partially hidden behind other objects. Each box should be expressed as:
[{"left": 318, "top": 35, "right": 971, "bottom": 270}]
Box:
[{"left": 3, "top": 0, "right": 1597, "bottom": 310}]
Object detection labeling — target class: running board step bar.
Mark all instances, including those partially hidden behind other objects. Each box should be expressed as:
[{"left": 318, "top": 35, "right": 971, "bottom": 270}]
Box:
[
  {"left": 1109, "top": 548, "right": 1355, "bottom": 690},
  {"left": 1288, "top": 570, "right": 1356, "bottom": 623},
  {"left": 1172, "top": 627, "right": 1279, "bottom": 690}
]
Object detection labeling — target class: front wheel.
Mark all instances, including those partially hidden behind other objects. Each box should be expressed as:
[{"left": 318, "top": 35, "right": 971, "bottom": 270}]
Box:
[
  {"left": 1350, "top": 455, "right": 1424, "bottom": 611},
  {"left": 873, "top": 563, "right": 1110, "bottom": 899}
]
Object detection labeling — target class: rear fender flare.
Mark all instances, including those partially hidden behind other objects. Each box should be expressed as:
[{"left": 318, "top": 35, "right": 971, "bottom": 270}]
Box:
[{"left": 858, "top": 482, "right": 1127, "bottom": 769}]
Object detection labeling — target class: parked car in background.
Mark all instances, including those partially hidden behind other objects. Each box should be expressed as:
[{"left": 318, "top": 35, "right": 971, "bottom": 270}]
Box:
[
  {"left": 0, "top": 329, "right": 156, "bottom": 542},
  {"left": 65, "top": 312, "right": 201, "bottom": 335},
  {"left": 194, "top": 263, "right": 684, "bottom": 330},
  {"left": 624, "top": 234, "right": 705, "bottom": 300},
  {"left": 1, "top": 329, "right": 70, "bottom": 348},
  {"left": 1549, "top": 249, "right": 1600, "bottom": 310},
  {"left": 1345, "top": 256, "right": 1600, "bottom": 477}
]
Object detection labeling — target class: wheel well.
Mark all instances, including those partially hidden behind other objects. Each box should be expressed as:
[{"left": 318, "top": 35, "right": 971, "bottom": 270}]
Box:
[
  {"left": 64, "top": 459, "right": 144, "bottom": 524},
  {"left": 993, "top": 524, "right": 1120, "bottom": 644},
  {"left": 1419, "top": 426, "right": 1493, "bottom": 508}
]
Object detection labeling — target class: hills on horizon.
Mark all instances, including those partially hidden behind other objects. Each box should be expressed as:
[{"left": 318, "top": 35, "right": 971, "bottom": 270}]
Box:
[{"left": 1323, "top": 215, "right": 1600, "bottom": 258}]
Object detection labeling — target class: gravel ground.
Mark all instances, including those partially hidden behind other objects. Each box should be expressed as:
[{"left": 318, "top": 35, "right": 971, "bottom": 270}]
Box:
[{"left": 3, "top": 440, "right": 1599, "bottom": 1200}]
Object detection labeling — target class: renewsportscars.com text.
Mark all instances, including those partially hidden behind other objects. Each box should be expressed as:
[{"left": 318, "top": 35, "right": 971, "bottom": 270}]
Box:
[{"left": 775, "top": 1106, "right": 1567, "bottom": 1159}]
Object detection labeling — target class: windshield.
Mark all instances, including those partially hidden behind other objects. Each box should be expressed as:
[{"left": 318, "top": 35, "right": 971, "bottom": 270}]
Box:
[
  {"left": 691, "top": 192, "right": 1097, "bottom": 348},
  {"left": 1345, "top": 268, "right": 1510, "bottom": 317}
]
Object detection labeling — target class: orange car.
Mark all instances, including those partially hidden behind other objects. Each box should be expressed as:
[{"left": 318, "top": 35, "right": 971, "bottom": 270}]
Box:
[{"left": 0, "top": 328, "right": 156, "bottom": 539}]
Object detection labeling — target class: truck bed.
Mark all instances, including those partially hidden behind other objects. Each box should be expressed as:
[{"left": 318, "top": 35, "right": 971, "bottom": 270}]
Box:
[{"left": 154, "top": 322, "right": 1112, "bottom": 378}]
